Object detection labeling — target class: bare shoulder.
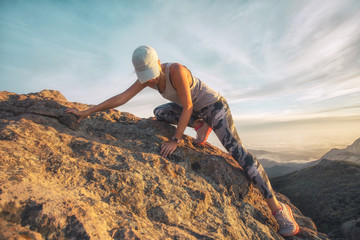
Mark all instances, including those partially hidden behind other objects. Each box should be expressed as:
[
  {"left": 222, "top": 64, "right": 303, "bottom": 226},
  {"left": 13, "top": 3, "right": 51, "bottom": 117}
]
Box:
[
  {"left": 169, "top": 63, "right": 192, "bottom": 87},
  {"left": 169, "top": 62, "right": 190, "bottom": 77},
  {"left": 170, "top": 62, "right": 184, "bottom": 71}
]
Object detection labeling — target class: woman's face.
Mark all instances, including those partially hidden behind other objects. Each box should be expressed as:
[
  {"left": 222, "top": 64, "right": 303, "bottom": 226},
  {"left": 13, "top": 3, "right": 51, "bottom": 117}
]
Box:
[{"left": 148, "top": 75, "right": 160, "bottom": 85}]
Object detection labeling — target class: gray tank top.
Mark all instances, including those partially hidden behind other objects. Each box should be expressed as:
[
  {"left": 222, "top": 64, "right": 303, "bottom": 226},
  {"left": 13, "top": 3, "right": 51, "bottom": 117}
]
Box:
[{"left": 156, "top": 63, "right": 221, "bottom": 111}]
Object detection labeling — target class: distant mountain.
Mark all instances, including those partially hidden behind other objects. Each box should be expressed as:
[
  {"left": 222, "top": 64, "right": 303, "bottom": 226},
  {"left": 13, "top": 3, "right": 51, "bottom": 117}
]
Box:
[
  {"left": 256, "top": 138, "right": 360, "bottom": 178},
  {"left": 320, "top": 138, "right": 360, "bottom": 163},
  {"left": 271, "top": 154, "right": 360, "bottom": 239},
  {"left": 265, "top": 161, "right": 318, "bottom": 178},
  {"left": 257, "top": 157, "right": 319, "bottom": 178}
]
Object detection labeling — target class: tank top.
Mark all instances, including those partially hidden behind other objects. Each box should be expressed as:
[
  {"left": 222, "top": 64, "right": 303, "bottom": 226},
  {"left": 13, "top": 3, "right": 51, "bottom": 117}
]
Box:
[{"left": 155, "top": 63, "right": 221, "bottom": 111}]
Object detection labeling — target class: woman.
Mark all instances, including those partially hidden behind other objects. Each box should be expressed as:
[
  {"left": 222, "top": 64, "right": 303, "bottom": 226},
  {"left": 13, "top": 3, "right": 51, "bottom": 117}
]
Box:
[{"left": 66, "top": 45, "right": 299, "bottom": 237}]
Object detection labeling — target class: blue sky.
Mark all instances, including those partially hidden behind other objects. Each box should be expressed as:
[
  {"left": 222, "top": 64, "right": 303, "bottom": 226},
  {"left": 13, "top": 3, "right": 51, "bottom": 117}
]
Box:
[{"left": 1, "top": 0, "right": 360, "bottom": 159}]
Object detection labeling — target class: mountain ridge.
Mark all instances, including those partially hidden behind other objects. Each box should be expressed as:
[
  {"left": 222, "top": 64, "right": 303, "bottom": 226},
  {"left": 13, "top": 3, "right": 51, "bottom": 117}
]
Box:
[
  {"left": 272, "top": 153, "right": 360, "bottom": 239},
  {"left": 320, "top": 138, "right": 360, "bottom": 163}
]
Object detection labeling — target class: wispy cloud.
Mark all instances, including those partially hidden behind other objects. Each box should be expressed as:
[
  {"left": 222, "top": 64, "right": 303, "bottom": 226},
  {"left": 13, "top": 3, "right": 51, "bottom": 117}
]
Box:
[{"left": 221, "top": 0, "right": 360, "bottom": 121}]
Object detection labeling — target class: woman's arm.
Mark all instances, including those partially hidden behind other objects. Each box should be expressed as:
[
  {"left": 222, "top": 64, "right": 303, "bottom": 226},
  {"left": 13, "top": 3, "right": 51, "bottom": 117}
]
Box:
[
  {"left": 66, "top": 80, "right": 147, "bottom": 122},
  {"left": 171, "top": 63, "right": 193, "bottom": 139},
  {"left": 160, "top": 63, "right": 193, "bottom": 157}
]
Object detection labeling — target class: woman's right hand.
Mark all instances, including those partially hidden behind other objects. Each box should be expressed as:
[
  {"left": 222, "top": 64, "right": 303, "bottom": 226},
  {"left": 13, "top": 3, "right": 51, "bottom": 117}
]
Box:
[{"left": 66, "top": 108, "right": 89, "bottom": 123}]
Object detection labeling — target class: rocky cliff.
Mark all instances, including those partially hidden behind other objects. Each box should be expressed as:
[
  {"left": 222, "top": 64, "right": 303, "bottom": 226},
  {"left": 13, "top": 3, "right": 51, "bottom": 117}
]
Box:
[
  {"left": 0, "top": 90, "right": 328, "bottom": 240},
  {"left": 272, "top": 158, "right": 360, "bottom": 239}
]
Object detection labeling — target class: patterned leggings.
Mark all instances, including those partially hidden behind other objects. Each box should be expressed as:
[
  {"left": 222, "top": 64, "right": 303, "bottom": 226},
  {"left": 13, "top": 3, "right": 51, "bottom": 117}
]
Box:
[{"left": 154, "top": 97, "right": 274, "bottom": 199}]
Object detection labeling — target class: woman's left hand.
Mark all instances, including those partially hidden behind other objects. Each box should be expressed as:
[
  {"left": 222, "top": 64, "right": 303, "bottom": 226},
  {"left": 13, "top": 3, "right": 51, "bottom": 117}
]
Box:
[{"left": 160, "top": 141, "right": 178, "bottom": 157}]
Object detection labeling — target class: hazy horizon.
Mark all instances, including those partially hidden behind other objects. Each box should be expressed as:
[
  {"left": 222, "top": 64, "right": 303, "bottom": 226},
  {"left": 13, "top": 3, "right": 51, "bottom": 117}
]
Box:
[
  {"left": 187, "top": 115, "right": 360, "bottom": 163},
  {"left": 1, "top": 0, "right": 359, "bottom": 163}
]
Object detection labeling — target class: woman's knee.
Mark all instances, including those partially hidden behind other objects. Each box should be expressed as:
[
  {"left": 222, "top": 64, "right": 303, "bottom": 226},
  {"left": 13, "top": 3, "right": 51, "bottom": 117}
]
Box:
[
  {"left": 154, "top": 106, "right": 168, "bottom": 121},
  {"left": 153, "top": 106, "right": 162, "bottom": 120}
]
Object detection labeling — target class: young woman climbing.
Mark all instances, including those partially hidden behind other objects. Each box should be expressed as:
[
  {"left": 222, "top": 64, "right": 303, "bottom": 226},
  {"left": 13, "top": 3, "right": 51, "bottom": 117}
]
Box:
[{"left": 66, "top": 45, "right": 299, "bottom": 237}]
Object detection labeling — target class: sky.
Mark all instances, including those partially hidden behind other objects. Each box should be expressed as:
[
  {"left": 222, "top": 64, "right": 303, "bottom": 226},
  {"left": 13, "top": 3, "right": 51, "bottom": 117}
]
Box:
[{"left": 1, "top": 0, "right": 360, "bottom": 162}]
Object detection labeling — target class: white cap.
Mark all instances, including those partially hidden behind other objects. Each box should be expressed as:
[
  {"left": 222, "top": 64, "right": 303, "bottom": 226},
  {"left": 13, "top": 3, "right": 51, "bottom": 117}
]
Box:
[{"left": 132, "top": 45, "right": 160, "bottom": 83}]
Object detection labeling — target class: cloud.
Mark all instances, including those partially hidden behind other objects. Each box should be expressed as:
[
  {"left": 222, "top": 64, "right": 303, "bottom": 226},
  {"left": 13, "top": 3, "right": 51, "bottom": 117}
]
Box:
[{"left": 222, "top": 0, "right": 360, "bottom": 122}]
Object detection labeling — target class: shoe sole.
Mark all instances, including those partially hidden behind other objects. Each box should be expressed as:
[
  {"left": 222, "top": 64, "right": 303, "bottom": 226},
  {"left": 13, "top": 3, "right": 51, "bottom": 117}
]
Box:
[{"left": 281, "top": 204, "right": 300, "bottom": 237}]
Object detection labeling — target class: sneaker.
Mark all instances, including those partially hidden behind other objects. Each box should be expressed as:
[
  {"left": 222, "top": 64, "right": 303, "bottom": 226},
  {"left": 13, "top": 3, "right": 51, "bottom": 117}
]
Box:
[{"left": 273, "top": 203, "right": 300, "bottom": 237}]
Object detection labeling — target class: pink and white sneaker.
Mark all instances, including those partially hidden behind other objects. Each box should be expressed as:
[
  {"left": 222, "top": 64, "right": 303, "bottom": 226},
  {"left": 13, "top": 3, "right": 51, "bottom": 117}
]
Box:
[{"left": 273, "top": 203, "right": 300, "bottom": 237}]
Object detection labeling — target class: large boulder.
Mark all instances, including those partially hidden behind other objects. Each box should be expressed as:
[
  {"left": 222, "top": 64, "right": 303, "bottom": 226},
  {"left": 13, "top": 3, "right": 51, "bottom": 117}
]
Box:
[{"left": 0, "top": 90, "right": 328, "bottom": 239}]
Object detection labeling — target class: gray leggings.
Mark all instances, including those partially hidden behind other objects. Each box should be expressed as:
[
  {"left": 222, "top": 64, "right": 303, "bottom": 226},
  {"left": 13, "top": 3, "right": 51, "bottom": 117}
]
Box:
[{"left": 154, "top": 97, "right": 274, "bottom": 199}]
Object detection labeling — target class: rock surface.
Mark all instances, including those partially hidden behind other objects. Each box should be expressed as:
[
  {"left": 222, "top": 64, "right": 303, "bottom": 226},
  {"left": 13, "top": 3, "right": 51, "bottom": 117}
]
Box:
[
  {"left": 0, "top": 90, "right": 328, "bottom": 239},
  {"left": 272, "top": 159, "right": 360, "bottom": 239}
]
